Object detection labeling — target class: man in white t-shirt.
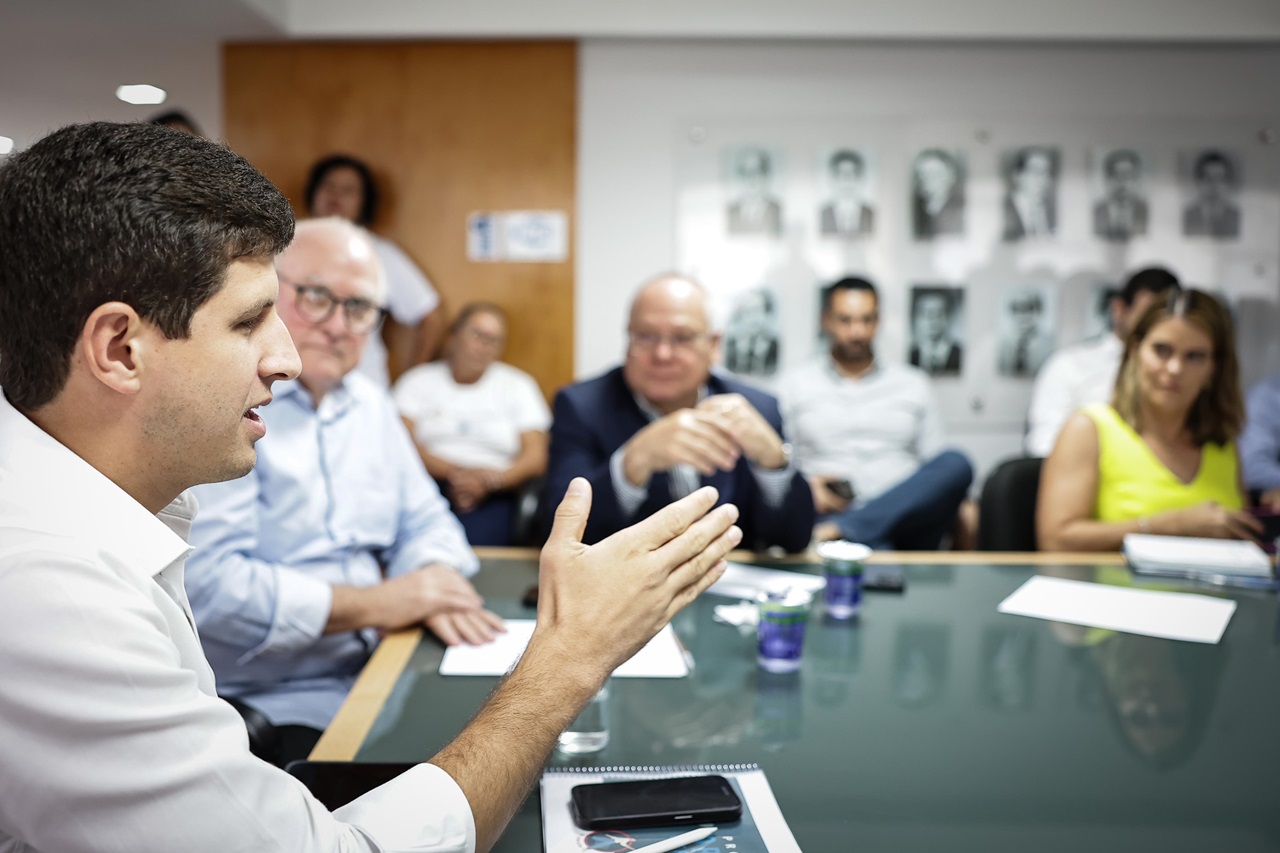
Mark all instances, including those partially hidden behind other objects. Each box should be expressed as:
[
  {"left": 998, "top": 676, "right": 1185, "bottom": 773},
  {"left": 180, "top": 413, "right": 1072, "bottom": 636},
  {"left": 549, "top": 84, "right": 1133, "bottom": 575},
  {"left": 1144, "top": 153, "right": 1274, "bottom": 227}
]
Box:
[
  {"left": 0, "top": 120, "right": 740, "bottom": 853},
  {"left": 306, "top": 154, "right": 447, "bottom": 385},
  {"left": 395, "top": 303, "right": 551, "bottom": 545},
  {"left": 781, "top": 277, "right": 973, "bottom": 549},
  {"left": 1025, "top": 267, "right": 1181, "bottom": 457}
]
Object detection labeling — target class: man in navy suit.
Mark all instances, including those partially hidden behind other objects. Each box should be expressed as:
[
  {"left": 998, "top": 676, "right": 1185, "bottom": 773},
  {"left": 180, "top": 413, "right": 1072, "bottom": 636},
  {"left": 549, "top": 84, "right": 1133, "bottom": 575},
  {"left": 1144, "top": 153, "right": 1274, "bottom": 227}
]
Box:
[{"left": 546, "top": 274, "right": 814, "bottom": 552}]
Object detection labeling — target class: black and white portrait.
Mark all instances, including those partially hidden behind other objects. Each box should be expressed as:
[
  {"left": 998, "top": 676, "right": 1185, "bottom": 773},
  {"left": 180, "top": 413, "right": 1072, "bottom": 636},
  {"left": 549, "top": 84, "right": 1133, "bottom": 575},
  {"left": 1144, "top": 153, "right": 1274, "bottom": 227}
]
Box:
[
  {"left": 1084, "top": 283, "right": 1120, "bottom": 341},
  {"left": 908, "top": 285, "right": 965, "bottom": 377},
  {"left": 997, "top": 287, "right": 1055, "bottom": 378},
  {"left": 1001, "top": 146, "right": 1059, "bottom": 241},
  {"left": 722, "top": 287, "right": 781, "bottom": 377},
  {"left": 818, "top": 148, "right": 874, "bottom": 238},
  {"left": 1182, "top": 149, "right": 1241, "bottom": 239},
  {"left": 911, "top": 148, "right": 966, "bottom": 239},
  {"left": 1092, "top": 148, "right": 1148, "bottom": 241},
  {"left": 725, "top": 146, "right": 783, "bottom": 237}
]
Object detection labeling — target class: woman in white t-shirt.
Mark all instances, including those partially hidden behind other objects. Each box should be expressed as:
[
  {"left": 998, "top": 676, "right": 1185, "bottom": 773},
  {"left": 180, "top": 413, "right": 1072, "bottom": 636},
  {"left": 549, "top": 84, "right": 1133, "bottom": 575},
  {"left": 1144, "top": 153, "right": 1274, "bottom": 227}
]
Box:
[
  {"left": 306, "top": 154, "right": 447, "bottom": 386},
  {"left": 394, "top": 303, "right": 551, "bottom": 545}
]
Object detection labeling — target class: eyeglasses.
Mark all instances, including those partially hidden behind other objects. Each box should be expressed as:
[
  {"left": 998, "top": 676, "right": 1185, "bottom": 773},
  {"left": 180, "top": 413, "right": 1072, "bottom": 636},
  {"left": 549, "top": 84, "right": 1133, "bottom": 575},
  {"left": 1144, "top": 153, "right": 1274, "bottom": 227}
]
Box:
[
  {"left": 281, "top": 278, "right": 386, "bottom": 335},
  {"left": 462, "top": 326, "right": 505, "bottom": 348},
  {"left": 627, "top": 330, "right": 711, "bottom": 352}
]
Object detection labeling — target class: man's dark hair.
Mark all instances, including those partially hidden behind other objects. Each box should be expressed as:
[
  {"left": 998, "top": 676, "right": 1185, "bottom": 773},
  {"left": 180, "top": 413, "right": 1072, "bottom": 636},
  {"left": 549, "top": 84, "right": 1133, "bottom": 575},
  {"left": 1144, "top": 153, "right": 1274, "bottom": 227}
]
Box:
[
  {"left": 1104, "top": 149, "right": 1141, "bottom": 179},
  {"left": 0, "top": 121, "right": 294, "bottom": 410},
  {"left": 1192, "top": 150, "right": 1235, "bottom": 184},
  {"left": 1119, "top": 266, "right": 1181, "bottom": 306},
  {"left": 829, "top": 149, "right": 864, "bottom": 175},
  {"left": 148, "top": 110, "right": 203, "bottom": 136},
  {"left": 305, "top": 154, "right": 379, "bottom": 226},
  {"left": 821, "top": 276, "right": 878, "bottom": 314},
  {"left": 1012, "top": 147, "right": 1056, "bottom": 177}
]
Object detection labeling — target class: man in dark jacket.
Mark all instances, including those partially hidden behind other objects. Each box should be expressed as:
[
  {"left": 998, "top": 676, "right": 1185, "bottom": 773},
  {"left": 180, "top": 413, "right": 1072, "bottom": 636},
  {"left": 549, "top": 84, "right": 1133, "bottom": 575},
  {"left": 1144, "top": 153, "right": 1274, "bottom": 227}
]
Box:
[{"left": 546, "top": 274, "right": 813, "bottom": 552}]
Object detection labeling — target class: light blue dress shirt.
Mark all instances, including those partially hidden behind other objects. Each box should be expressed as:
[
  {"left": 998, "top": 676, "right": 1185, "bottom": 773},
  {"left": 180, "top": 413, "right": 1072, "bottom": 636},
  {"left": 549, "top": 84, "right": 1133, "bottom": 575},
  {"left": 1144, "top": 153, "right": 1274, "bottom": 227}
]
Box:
[
  {"left": 1241, "top": 374, "right": 1280, "bottom": 492},
  {"left": 186, "top": 374, "right": 477, "bottom": 730}
]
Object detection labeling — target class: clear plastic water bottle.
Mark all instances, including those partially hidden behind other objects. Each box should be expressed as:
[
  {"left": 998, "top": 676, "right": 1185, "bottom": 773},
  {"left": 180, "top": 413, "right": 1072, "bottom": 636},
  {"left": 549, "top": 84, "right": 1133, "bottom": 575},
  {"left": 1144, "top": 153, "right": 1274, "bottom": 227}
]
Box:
[{"left": 556, "top": 683, "right": 609, "bottom": 754}]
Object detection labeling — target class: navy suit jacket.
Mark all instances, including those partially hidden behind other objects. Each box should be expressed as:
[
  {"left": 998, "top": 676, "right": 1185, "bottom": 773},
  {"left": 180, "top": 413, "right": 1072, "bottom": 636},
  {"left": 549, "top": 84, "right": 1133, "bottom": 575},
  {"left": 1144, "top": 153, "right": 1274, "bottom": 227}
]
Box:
[{"left": 545, "top": 367, "right": 814, "bottom": 552}]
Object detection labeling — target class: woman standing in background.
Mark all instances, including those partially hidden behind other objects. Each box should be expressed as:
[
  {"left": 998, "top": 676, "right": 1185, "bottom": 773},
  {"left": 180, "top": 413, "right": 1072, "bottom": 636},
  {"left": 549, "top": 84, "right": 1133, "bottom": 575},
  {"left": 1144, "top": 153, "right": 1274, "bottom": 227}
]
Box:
[{"left": 306, "top": 154, "right": 447, "bottom": 385}]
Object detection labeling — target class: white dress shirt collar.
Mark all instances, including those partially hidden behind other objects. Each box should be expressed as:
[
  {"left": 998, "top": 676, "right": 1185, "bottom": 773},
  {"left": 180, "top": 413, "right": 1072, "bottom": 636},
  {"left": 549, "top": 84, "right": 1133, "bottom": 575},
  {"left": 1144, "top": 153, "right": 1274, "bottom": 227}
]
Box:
[{"left": 0, "top": 392, "right": 192, "bottom": 580}]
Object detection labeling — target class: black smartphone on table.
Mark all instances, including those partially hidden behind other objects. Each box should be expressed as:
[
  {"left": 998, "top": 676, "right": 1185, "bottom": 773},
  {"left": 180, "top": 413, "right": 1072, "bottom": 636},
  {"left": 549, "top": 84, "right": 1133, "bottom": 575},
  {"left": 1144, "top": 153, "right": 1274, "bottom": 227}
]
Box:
[{"left": 570, "top": 775, "right": 742, "bottom": 830}]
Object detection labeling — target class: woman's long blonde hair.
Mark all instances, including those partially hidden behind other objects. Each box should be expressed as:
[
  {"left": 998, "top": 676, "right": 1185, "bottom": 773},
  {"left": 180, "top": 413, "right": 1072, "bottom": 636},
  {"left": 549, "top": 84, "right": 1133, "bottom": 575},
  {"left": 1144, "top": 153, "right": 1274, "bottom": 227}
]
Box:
[{"left": 1112, "top": 289, "right": 1243, "bottom": 446}]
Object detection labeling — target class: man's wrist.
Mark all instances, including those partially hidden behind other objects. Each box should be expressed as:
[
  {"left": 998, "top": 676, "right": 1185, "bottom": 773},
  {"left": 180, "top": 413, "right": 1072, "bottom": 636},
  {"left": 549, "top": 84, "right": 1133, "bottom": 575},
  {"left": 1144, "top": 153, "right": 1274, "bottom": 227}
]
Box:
[
  {"left": 620, "top": 443, "right": 651, "bottom": 487},
  {"left": 520, "top": 625, "right": 610, "bottom": 698},
  {"left": 328, "top": 583, "right": 378, "bottom": 633},
  {"left": 758, "top": 440, "right": 792, "bottom": 471}
]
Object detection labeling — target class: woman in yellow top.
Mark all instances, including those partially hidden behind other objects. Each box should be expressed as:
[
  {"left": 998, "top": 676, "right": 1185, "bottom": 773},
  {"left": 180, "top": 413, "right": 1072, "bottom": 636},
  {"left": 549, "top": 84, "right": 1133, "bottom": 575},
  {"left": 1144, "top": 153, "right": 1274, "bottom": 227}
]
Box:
[{"left": 1038, "top": 289, "right": 1262, "bottom": 551}]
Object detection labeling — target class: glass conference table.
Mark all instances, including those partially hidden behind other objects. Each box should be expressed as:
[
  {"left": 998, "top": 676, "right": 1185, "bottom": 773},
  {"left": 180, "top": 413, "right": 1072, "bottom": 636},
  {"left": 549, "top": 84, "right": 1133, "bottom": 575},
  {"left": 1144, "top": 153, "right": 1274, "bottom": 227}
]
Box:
[{"left": 311, "top": 549, "right": 1280, "bottom": 852}]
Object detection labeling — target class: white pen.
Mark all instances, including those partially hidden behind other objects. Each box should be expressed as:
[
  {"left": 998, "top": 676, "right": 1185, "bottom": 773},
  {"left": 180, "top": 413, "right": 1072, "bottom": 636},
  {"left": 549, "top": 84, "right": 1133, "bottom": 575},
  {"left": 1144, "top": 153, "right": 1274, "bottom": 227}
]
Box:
[{"left": 630, "top": 825, "right": 718, "bottom": 853}]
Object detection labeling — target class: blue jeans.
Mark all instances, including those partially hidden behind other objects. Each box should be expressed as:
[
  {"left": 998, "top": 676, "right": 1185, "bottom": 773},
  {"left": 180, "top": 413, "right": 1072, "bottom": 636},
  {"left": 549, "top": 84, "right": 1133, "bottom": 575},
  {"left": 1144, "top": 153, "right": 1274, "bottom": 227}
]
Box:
[
  {"left": 821, "top": 450, "right": 973, "bottom": 550},
  {"left": 449, "top": 493, "right": 517, "bottom": 547}
]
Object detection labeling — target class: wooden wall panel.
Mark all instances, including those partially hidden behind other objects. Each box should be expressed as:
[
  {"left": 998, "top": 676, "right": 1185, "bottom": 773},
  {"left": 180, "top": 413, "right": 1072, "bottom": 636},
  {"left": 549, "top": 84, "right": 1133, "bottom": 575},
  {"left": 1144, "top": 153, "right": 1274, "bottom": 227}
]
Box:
[{"left": 223, "top": 41, "right": 575, "bottom": 400}]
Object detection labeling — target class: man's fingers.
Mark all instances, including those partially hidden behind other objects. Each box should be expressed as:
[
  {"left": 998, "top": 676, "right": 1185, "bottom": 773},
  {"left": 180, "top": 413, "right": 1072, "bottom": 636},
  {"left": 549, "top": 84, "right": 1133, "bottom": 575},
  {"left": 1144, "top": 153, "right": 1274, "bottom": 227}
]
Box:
[
  {"left": 546, "top": 478, "right": 593, "bottom": 548},
  {"left": 652, "top": 502, "right": 740, "bottom": 571},
  {"left": 453, "top": 612, "right": 499, "bottom": 645},
  {"left": 672, "top": 435, "right": 737, "bottom": 475},
  {"left": 426, "top": 614, "right": 463, "bottom": 646},
  {"left": 613, "top": 486, "right": 720, "bottom": 553},
  {"left": 667, "top": 556, "right": 733, "bottom": 619},
  {"left": 665, "top": 522, "right": 742, "bottom": 595},
  {"left": 478, "top": 609, "right": 507, "bottom": 633},
  {"left": 435, "top": 590, "right": 484, "bottom": 613},
  {"left": 675, "top": 422, "right": 740, "bottom": 468}
]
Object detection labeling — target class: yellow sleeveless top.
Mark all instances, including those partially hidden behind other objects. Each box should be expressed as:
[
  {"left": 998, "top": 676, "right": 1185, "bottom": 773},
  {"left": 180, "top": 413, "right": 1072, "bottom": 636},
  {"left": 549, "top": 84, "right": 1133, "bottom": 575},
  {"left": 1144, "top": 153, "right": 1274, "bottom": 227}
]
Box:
[{"left": 1083, "top": 403, "right": 1241, "bottom": 521}]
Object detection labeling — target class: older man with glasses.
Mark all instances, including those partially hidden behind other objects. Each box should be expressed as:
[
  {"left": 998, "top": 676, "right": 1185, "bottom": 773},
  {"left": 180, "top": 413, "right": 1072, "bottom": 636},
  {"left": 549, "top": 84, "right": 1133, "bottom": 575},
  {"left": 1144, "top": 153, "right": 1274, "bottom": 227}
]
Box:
[
  {"left": 185, "top": 217, "right": 501, "bottom": 768},
  {"left": 545, "top": 273, "right": 814, "bottom": 551}
]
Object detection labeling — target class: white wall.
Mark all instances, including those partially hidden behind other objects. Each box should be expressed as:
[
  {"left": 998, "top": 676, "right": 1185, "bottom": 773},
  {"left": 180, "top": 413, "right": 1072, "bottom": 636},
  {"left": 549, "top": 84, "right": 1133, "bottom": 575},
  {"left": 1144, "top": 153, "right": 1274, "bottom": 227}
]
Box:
[
  {"left": 577, "top": 40, "right": 1280, "bottom": 479},
  {"left": 0, "top": 0, "right": 280, "bottom": 150},
  {"left": 291, "top": 0, "right": 1280, "bottom": 41}
]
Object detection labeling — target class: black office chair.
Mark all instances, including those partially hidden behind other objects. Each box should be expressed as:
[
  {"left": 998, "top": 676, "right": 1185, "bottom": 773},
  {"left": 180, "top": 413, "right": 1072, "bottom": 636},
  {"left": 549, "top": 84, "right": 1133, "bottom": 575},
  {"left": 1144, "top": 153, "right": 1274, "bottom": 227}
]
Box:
[
  {"left": 224, "top": 696, "right": 278, "bottom": 763},
  {"left": 977, "top": 456, "right": 1044, "bottom": 551},
  {"left": 510, "top": 475, "right": 546, "bottom": 547}
]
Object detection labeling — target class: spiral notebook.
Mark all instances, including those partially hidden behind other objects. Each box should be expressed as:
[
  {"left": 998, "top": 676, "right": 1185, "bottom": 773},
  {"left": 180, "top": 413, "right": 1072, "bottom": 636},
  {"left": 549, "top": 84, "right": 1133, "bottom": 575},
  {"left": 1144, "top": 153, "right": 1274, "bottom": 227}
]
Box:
[
  {"left": 1122, "top": 533, "right": 1276, "bottom": 589},
  {"left": 540, "top": 763, "right": 801, "bottom": 853}
]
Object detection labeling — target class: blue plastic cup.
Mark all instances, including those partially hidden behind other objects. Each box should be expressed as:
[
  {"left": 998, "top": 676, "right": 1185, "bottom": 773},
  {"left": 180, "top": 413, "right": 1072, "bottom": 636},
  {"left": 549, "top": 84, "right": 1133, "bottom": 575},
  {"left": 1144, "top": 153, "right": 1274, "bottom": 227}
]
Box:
[
  {"left": 757, "top": 589, "right": 813, "bottom": 673},
  {"left": 817, "top": 541, "right": 871, "bottom": 620}
]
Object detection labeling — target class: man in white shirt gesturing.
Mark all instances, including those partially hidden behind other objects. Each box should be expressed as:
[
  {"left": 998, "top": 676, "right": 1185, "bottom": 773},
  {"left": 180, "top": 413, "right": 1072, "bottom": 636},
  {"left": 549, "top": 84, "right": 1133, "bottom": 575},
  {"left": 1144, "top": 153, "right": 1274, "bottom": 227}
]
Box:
[{"left": 0, "top": 122, "right": 739, "bottom": 853}]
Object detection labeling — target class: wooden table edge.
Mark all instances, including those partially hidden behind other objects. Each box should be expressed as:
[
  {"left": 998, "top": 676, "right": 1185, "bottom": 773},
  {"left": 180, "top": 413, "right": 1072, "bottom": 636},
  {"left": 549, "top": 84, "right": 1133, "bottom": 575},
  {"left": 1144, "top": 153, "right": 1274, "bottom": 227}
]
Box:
[{"left": 310, "top": 628, "right": 423, "bottom": 761}]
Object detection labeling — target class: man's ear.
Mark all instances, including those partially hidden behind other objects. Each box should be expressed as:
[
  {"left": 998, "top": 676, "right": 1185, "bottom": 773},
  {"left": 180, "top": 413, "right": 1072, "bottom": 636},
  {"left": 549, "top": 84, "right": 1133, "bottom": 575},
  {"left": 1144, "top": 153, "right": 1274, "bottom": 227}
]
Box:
[
  {"left": 709, "top": 331, "right": 724, "bottom": 364},
  {"left": 80, "top": 302, "right": 151, "bottom": 395}
]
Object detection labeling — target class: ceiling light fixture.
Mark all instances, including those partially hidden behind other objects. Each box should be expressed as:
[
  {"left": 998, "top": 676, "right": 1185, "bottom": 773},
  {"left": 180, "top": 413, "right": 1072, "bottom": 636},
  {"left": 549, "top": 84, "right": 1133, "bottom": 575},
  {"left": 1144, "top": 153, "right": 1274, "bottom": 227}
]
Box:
[
  {"left": 0, "top": 137, "right": 13, "bottom": 156},
  {"left": 116, "top": 84, "right": 167, "bottom": 105}
]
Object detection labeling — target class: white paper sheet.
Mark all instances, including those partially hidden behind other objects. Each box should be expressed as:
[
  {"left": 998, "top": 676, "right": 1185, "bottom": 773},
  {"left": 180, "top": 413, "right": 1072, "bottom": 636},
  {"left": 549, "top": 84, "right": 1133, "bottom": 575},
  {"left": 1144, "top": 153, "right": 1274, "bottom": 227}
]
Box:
[
  {"left": 997, "top": 575, "right": 1236, "bottom": 644},
  {"left": 439, "top": 620, "right": 689, "bottom": 677},
  {"left": 706, "top": 562, "right": 827, "bottom": 600}
]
